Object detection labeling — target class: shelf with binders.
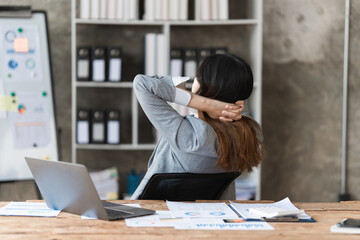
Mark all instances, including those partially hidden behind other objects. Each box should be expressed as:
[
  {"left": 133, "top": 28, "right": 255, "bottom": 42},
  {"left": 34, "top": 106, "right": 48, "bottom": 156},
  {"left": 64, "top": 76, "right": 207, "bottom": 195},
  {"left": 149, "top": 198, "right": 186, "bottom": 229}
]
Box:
[
  {"left": 72, "top": 0, "right": 263, "bottom": 199},
  {"left": 76, "top": 0, "right": 260, "bottom": 24},
  {"left": 75, "top": 87, "right": 158, "bottom": 150},
  {"left": 73, "top": 25, "right": 163, "bottom": 152}
]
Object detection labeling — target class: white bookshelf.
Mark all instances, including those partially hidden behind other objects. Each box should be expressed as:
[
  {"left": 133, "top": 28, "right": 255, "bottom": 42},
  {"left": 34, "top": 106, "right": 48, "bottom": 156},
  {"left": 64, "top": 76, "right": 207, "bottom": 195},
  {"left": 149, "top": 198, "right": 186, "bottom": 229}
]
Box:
[{"left": 71, "top": 0, "right": 263, "bottom": 199}]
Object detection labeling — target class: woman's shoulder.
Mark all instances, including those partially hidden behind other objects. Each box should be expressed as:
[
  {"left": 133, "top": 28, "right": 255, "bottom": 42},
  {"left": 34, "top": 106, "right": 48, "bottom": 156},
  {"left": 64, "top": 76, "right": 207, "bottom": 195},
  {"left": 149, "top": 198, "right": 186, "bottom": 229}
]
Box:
[
  {"left": 182, "top": 115, "right": 218, "bottom": 142},
  {"left": 172, "top": 115, "right": 218, "bottom": 155}
]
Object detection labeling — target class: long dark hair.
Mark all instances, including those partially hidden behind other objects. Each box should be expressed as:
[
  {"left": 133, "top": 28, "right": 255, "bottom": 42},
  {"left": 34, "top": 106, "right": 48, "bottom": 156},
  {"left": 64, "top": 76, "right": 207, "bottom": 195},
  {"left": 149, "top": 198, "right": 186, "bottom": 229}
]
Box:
[{"left": 196, "top": 54, "right": 264, "bottom": 172}]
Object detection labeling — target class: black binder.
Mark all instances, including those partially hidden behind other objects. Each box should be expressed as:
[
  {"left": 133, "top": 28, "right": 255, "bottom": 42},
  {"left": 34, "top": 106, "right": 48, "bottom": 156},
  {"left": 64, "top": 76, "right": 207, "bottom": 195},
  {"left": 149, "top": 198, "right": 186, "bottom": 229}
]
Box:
[
  {"left": 106, "top": 110, "right": 121, "bottom": 144},
  {"left": 197, "top": 48, "right": 212, "bottom": 65},
  {"left": 211, "top": 47, "right": 228, "bottom": 55},
  {"left": 76, "top": 47, "right": 91, "bottom": 81},
  {"left": 76, "top": 109, "right": 90, "bottom": 144},
  {"left": 184, "top": 48, "right": 197, "bottom": 79},
  {"left": 108, "top": 47, "right": 122, "bottom": 82},
  {"left": 170, "top": 48, "right": 184, "bottom": 77},
  {"left": 92, "top": 47, "right": 107, "bottom": 82},
  {"left": 91, "top": 110, "right": 106, "bottom": 143}
]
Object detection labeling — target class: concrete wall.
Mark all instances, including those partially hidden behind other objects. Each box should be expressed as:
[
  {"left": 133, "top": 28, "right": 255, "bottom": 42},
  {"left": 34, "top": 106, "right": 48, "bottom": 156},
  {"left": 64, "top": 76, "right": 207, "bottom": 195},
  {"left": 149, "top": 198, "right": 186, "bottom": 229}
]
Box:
[
  {"left": 0, "top": 0, "right": 359, "bottom": 202},
  {"left": 261, "top": 0, "right": 359, "bottom": 202}
]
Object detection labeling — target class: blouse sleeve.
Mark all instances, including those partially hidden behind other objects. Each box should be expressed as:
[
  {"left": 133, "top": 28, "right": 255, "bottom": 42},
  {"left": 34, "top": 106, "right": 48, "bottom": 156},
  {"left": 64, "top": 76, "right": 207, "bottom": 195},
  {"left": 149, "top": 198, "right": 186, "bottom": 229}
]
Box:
[{"left": 133, "top": 74, "right": 215, "bottom": 154}]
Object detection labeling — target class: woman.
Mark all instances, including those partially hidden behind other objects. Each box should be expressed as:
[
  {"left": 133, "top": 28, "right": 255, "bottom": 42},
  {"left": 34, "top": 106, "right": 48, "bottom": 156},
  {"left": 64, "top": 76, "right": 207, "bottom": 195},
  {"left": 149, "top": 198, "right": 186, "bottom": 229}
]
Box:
[{"left": 131, "top": 54, "right": 264, "bottom": 199}]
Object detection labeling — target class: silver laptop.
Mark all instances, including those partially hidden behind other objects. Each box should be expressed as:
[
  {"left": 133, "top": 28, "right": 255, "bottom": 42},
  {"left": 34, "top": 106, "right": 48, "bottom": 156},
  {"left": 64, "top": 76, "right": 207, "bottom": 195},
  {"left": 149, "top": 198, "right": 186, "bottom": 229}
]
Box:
[{"left": 25, "top": 157, "right": 155, "bottom": 221}]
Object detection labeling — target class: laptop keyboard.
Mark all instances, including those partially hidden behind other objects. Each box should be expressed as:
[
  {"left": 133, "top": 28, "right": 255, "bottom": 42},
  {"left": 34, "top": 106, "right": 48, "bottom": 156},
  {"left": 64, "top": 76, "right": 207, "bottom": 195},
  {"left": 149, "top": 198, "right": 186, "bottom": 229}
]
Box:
[
  {"left": 104, "top": 208, "right": 126, "bottom": 219},
  {"left": 103, "top": 202, "right": 136, "bottom": 220}
]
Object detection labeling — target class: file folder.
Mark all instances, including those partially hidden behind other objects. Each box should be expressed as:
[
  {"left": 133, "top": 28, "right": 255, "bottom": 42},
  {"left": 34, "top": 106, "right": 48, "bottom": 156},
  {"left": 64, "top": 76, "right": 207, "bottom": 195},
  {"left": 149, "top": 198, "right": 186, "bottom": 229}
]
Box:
[
  {"left": 77, "top": 47, "right": 91, "bottom": 81},
  {"left": 108, "top": 47, "right": 122, "bottom": 82},
  {"left": 100, "top": 0, "right": 107, "bottom": 19},
  {"left": 144, "top": 33, "right": 157, "bottom": 76},
  {"left": 179, "top": 0, "right": 188, "bottom": 20},
  {"left": 170, "top": 48, "right": 183, "bottom": 77},
  {"left": 91, "top": 0, "right": 100, "bottom": 19},
  {"left": 156, "top": 34, "right": 167, "bottom": 76},
  {"left": 184, "top": 48, "right": 197, "bottom": 79},
  {"left": 108, "top": 0, "right": 116, "bottom": 19},
  {"left": 107, "top": 110, "right": 121, "bottom": 144},
  {"left": 80, "top": 0, "right": 90, "bottom": 19},
  {"left": 116, "top": 0, "right": 125, "bottom": 19},
  {"left": 91, "top": 110, "right": 106, "bottom": 143},
  {"left": 211, "top": 47, "right": 228, "bottom": 55},
  {"left": 92, "top": 47, "right": 106, "bottom": 82},
  {"left": 77, "top": 109, "right": 90, "bottom": 144},
  {"left": 197, "top": 48, "right": 212, "bottom": 65}
]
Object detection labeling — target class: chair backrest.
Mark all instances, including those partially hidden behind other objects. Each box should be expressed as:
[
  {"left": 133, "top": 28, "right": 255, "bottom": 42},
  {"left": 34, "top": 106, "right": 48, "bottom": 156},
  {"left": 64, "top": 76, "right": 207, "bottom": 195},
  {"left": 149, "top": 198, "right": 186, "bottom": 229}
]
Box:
[{"left": 138, "top": 172, "right": 240, "bottom": 201}]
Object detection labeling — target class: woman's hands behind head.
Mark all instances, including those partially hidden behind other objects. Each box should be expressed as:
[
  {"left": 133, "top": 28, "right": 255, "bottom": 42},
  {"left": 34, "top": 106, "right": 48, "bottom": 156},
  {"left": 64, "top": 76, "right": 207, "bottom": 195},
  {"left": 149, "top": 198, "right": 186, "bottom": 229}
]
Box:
[
  {"left": 206, "top": 100, "right": 244, "bottom": 122},
  {"left": 220, "top": 101, "right": 244, "bottom": 122}
]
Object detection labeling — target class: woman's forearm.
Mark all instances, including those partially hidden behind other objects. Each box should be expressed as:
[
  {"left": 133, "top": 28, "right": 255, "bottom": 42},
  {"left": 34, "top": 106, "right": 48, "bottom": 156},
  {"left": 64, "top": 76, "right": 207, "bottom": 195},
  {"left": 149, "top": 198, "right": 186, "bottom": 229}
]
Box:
[{"left": 175, "top": 87, "right": 243, "bottom": 121}]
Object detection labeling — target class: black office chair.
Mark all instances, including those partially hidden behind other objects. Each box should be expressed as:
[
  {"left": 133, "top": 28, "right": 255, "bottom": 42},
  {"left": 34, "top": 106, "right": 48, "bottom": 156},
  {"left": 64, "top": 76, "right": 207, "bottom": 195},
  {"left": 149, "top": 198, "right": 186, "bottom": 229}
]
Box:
[{"left": 138, "top": 172, "right": 240, "bottom": 201}]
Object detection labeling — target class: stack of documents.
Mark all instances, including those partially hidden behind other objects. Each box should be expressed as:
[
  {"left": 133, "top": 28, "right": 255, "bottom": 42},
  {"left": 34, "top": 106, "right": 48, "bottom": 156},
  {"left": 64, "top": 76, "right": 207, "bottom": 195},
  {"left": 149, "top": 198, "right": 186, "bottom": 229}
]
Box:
[
  {"left": 0, "top": 202, "right": 60, "bottom": 217},
  {"left": 126, "top": 201, "right": 274, "bottom": 231},
  {"left": 125, "top": 198, "right": 315, "bottom": 230},
  {"left": 89, "top": 166, "right": 119, "bottom": 200},
  {"left": 229, "top": 198, "right": 315, "bottom": 222}
]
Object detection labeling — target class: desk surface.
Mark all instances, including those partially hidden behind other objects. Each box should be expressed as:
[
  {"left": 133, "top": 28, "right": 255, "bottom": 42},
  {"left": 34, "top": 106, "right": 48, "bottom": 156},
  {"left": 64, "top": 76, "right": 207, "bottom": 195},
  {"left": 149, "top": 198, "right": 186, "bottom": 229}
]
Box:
[{"left": 0, "top": 200, "right": 359, "bottom": 240}]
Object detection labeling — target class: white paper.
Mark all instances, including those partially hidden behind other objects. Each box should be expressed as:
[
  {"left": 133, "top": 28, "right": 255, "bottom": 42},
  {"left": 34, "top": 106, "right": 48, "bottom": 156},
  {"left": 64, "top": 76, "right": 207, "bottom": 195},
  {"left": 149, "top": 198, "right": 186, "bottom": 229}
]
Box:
[
  {"left": 166, "top": 201, "right": 239, "bottom": 219},
  {"left": 125, "top": 210, "right": 187, "bottom": 227},
  {"left": 0, "top": 202, "right": 60, "bottom": 217},
  {"left": 2, "top": 25, "right": 43, "bottom": 82},
  {"left": 92, "top": 59, "right": 105, "bottom": 81},
  {"left": 175, "top": 218, "right": 274, "bottom": 230},
  {"left": 109, "top": 58, "right": 122, "bottom": 81},
  {"left": 10, "top": 92, "right": 51, "bottom": 148},
  {"left": 230, "top": 197, "right": 311, "bottom": 220}
]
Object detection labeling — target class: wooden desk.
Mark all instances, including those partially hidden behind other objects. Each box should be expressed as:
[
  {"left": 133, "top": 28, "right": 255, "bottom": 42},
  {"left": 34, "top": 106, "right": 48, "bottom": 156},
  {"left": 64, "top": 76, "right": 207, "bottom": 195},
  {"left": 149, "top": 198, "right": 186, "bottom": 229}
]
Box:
[{"left": 0, "top": 200, "right": 359, "bottom": 239}]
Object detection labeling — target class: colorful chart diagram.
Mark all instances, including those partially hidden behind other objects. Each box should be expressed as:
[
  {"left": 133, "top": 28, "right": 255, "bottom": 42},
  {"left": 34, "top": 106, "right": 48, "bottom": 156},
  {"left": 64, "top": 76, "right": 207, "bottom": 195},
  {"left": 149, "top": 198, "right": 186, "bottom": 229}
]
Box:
[
  {"left": 184, "top": 212, "right": 201, "bottom": 217},
  {"left": 210, "top": 212, "right": 226, "bottom": 216},
  {"left": 18, "top": 104, "right": 26, "bottom": 114},
  {"left": 134, "top": 220, "right": 157, "bottom": 226}
]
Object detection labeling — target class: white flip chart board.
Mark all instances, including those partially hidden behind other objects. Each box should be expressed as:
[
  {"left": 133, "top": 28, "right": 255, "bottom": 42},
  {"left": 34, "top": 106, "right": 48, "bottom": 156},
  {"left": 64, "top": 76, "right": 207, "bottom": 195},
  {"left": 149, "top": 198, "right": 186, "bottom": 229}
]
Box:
[{"left": 0, "top": 10, "right": 59, "bottom": 181}]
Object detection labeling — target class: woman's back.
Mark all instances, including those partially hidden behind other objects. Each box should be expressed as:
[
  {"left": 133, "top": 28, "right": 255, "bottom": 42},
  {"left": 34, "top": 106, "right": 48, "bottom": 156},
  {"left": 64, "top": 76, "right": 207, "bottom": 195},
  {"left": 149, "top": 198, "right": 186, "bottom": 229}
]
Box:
[
  {"left": 131, "top": 54, "right": 264, "bottom": 199},
  {"left": 130, "top": 75, "right": 232, "bottom": 199}
]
